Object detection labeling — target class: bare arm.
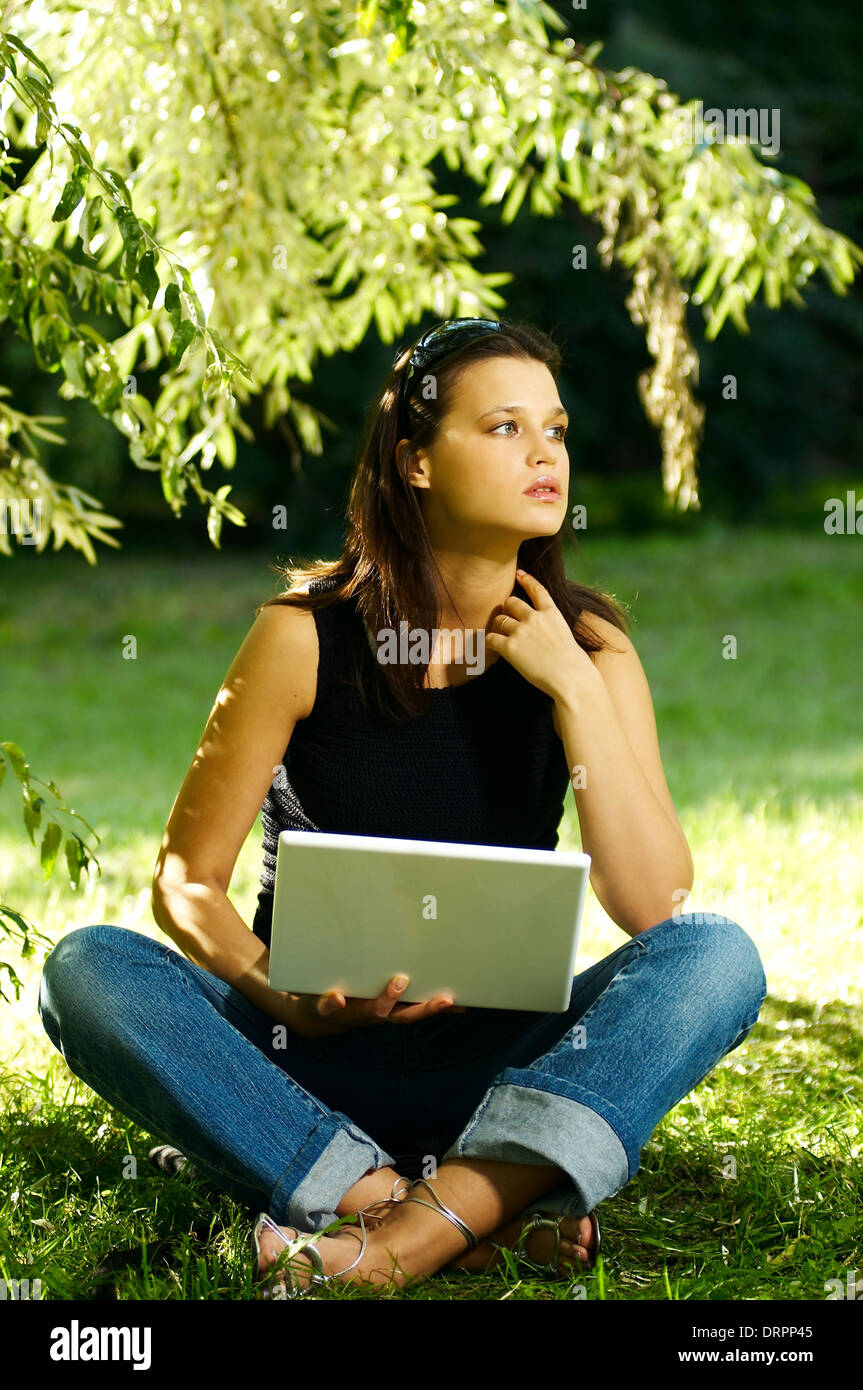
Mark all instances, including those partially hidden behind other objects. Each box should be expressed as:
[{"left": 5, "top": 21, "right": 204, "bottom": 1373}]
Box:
[
  {"left": 553, "top": 616, "right": 694, "bottom": 938},
  {"left": 151, "top": 601, "right": 319, "bottom": 1026}
]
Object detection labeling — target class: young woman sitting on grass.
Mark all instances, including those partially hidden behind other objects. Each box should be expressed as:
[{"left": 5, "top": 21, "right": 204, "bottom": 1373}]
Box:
[{"left": 39, "top": 317, "right": 767, "bottom": 1297}]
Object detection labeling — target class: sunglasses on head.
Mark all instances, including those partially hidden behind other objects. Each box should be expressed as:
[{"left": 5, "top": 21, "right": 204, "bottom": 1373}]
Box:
[{"left": 396, "top": 317, "right": 502, "bottom": 412}]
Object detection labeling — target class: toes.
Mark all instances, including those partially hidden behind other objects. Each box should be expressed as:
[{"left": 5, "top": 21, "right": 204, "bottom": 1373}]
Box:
[
  {"left": 470, "top": 1210, "right": 597, "bottom": 1277},
  {"left": 560, "top": 1239, "right": 590, "bottom": 1263},
  {"left": 536, "top": 1214, "right": 594, "bottom": 1250},
  {"left": 557, "top": 1217, "right": 595, "bottom": 1268},
  {"left": 568, "top": 1216, "right": 595, "bottom": 1251},
  {"left": 560, "top": 1235, "right": 593, "bottom": 1267},
  {"left": 256, "top": 1227, "right": 299, "bottom": 1278}
]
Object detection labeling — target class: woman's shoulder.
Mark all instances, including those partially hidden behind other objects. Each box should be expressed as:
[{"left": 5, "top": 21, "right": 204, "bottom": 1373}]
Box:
[
  {"left": 257, "top": 574, "right": 362, "bottom": 711},
  {"left": 252, "top": 598, "right": 320, "bottom": 720},
  {"left": 576, "top": 611, "right": 634, "bottom": 668}
]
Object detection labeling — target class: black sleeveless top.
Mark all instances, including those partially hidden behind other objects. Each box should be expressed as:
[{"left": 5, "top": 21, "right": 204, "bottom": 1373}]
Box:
[{"left": 251, "top": 577, "right": 573, "bottom": 948}]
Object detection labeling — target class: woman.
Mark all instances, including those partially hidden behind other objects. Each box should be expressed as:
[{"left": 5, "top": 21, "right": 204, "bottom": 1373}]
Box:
[{"left": 39, "top": 317, "right": 767, "bottom": 1298}]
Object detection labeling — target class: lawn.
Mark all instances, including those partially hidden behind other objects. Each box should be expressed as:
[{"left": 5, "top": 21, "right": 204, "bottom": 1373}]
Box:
[{"left": 1, "top": 524, "right": 861, "bottom": 1299}]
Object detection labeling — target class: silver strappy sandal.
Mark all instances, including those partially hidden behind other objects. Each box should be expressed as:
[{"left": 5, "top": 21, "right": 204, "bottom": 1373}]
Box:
[
  {"left": 400, "top": 1176, "right": 480, "bottom": 1255},
  {"left": 252, "top": 1211, "right": 370, "bottom": 1299},
  {"left": 498, "top": 1208, "right": 602, "bottom": 1278},
  {"left": 251, "top": 1176, "right": 413, "bottom": 1299},
  {"left": 402, "top": 1178, "right": 599, "bottom": 1278}
]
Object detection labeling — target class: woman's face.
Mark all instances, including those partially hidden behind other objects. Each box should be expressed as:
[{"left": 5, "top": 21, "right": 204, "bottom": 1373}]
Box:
[{"left": 401, "top": 354, "right": 570, "bottom": 552}]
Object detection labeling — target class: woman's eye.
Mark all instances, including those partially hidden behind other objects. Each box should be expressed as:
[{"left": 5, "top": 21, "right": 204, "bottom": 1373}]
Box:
[{"left": 491, "top": 421, "right": 567, "bottom": 440}]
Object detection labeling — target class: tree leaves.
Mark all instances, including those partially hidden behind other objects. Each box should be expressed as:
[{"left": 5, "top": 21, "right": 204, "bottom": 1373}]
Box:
[
  {"left": 51, "top": 168, "right": 87, "bottom": 221},
  {"left": 0, "top": 742, "right": 28, "bottom": 781},
  {"left": 135, "top": 250, "right": 160, "bottom": 308},
  {"left": 0, "top": 741, "right": 101, "bottom": 896},
  {"left": 2, "top": 2, "right": 861, "bottom": 534},
  {"left": 79, "top": 195, "right": 102, "bottom": 256},
  {"left": 168, "top": 318, "right": 199, "bottom": 367},
  {"left": 3, "top": 32, "right": 52, "bottom": 79},
  {"left": 60, "top": 340, "right": 88, "bottom": 393},
  {"left": 65, "top": 835, "right": 87, "bottom": 890},
  {"left": 1, "top": 22, "right": 252, "bottom": 562},
  {"left": 114, "top": 205, "right": 142, "bottom": 280},
  {"left": 39, "top": 821, "right": 62, "bottom": 877},
  {"left": 103, "top": 168, "right": 133, "bottom": 208},
  {"left": 164, "top": 282, "right": 181, "bottom": 319}
]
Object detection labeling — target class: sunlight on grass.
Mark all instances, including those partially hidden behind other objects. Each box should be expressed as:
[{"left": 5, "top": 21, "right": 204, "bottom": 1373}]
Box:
[{"left": 1, "top": 527, "right": 861, "bottom": 1298}]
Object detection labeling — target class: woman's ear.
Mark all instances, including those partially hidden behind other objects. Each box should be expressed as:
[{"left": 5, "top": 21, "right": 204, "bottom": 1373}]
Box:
[{"left": 399, "top": 438, "right": 431, "bottom": 490}]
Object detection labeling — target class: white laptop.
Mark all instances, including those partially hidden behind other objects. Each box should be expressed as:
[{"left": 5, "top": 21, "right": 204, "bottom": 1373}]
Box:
[{"left": 267, "top": 830, "right": 591, "bottom": 1013}]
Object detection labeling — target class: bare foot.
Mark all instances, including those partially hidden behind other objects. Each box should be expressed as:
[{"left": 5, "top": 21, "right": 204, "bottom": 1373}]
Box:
[
  {"left": 446, "top": 1208, "right": 597, "bottom": 1275},
  {"left": 253, "top": 1184, "right": 415, "bottom": 1297},
  {"left": 253, "top": 1188, "right": 597, "bottom": 1294},
  {"left": 252, "top": 1178, "right": 414, "bottom": 1295},
  {"left": 254, "top": 1218, "right": 410, "bottom": 1296}
]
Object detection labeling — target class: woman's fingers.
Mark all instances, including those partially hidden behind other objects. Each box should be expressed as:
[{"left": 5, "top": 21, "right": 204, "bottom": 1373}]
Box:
[
  {"left": 381, "top": 976, "right": 466, "bottom": 1020},
  {"left": 514, "top": 568, "right": 553, "bottom": 607},
  {"left": 315, "top": 978, "right": 468, "bottom": 1028},
  {"left": 498, "top": 595, "right": 533, "bottom": 622},
  {"left": 386, "top": 996, "right": 463, "bottom": 1023}
]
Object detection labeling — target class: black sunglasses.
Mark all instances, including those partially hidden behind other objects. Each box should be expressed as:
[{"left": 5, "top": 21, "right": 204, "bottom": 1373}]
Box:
[{"left": 397, "top": 318, "right": 502, "bottom": 411}]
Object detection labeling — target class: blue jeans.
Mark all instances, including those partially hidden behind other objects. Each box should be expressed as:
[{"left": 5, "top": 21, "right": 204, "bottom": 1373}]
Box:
[{"left": 38, "top": 913, "right": 766, "bottom": 1233}]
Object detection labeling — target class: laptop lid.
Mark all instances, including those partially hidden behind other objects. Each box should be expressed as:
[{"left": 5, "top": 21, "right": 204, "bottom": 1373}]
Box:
[{"left": 267, "top": 830, "right": 590, "bottom": 1012}]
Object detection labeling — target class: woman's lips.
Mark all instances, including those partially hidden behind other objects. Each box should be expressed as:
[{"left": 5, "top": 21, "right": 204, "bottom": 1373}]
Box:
[{"left": 523, "top": 484, "right": 561, "bottom": 500}]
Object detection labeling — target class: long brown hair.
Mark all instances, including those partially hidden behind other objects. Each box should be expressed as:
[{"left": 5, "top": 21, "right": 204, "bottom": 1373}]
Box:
[{"left": 257, "top": 318, "right": 630, "bottom": 723}]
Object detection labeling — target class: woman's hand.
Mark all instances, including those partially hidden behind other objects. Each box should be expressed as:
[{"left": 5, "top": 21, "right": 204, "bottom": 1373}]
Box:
[
  {"left": 485, "top": 568, "right": 600, "bottom": 704},
  {"left": 283, "top": 975, "right": 467, "bottom": 1040}
]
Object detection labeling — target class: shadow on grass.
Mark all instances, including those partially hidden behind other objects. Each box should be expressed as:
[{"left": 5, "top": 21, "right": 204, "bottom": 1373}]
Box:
[{"left": 1, "top": 992, "right": 860, "bottom": 1301}]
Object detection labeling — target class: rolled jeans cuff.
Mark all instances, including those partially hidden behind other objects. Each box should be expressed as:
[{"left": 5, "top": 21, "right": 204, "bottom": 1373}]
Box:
[
  {"left": 270, "top": 1111, "right": 396, "bottom": 1231},
  {"left": 440, "top": 1068, "right": 632, "bottom": 1217}
]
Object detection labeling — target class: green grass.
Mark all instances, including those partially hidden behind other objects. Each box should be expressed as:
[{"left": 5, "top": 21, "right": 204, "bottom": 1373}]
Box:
[{"left": 1, "top": 525, "right": 861, "bottom": 1299}]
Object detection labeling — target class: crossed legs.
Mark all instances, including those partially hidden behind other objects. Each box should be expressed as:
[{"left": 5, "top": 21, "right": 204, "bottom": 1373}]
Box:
[
  {"left": 255, "top": 911, "right": 767, "bottom": 1290},
  {"left": 330, "top": 1158, "right": 597, "bottom": 1273},
  {"left": 255, "top": 1155, "right": 594, "bottom": 1291},
  {"left": 39, "top": 914, "right": 766, "bottom": 1293}
]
